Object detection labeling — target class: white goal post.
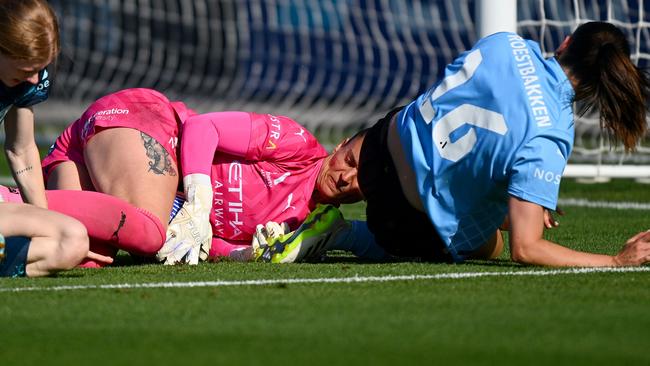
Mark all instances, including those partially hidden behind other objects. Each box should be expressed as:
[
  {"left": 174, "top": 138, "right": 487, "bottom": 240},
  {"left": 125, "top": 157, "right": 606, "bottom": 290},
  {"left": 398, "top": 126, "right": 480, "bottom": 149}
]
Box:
[
  {"left": 35, "top": 0, "right": 650, "bottom": 181},
  {"left": 478, "top": 0, "right": 650, "bottom": 180},
  {"left": 476, "top": 0, "right": 518, "bottom": 37}
]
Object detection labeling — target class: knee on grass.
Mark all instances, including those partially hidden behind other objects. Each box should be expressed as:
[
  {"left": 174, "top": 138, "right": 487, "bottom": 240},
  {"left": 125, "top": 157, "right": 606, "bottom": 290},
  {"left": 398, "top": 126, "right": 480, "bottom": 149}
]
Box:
[
  {"left": 34, "top": 220, "right": 89, "bottom": 275},
  {"left": 58, "top": 222, "right": 90, "bottom": 269}
]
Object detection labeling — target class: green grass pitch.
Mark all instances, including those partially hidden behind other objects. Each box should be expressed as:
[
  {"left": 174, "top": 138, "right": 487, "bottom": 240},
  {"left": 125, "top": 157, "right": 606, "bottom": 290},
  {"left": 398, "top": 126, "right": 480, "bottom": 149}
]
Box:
[{"left": 1, "top": 149, "right": 649, "bottom": 365}]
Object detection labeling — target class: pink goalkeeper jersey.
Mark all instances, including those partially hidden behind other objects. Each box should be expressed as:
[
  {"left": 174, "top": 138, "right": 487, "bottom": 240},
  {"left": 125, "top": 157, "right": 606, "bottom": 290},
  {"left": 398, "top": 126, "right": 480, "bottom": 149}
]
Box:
[{"left": 183, "top": 112, "right": 327, "bottom": 244}]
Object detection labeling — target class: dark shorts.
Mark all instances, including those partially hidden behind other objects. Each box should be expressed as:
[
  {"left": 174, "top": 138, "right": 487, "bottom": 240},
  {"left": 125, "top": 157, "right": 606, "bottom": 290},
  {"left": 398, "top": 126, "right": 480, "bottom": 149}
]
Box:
[
  {"left": 358, "top": 108, "right": 452, "bottom": 262},
  {"left": 0, "top": 236, "right": 30, "bottom": 277}
]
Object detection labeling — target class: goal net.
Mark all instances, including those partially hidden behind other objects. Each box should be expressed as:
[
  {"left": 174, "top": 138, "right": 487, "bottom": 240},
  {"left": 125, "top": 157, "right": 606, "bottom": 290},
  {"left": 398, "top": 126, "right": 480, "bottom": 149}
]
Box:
[
  {"left": 517, "top": 0, "right": 650, "bottom": 178},
  {"left": 45, "top": 0, "right": 471, "bottom": 138},
  {"left": 41, "top": 0, "right": 650, "bottom": 177}
]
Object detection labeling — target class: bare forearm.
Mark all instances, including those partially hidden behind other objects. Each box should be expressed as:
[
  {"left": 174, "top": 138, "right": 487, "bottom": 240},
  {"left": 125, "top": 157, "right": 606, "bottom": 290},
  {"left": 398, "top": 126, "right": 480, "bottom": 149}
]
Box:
[
  {"left": 4, "top": 106, "right": 48, "bottom": 208},
  {"left": 6, "top": 144, "right": 47, "bottom": 208},
  {"left": 508, "top": 196, "right": 650, "bottom": 267},
  {"left": 511, "top": 237, "right": 617, "bottom": 267}
]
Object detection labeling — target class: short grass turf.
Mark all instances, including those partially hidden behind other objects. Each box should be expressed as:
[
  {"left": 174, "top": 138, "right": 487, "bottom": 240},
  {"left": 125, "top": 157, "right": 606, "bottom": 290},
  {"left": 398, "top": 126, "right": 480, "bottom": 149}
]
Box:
[{"left": 1, "top": 179, "right": 650, "bottom": 365}]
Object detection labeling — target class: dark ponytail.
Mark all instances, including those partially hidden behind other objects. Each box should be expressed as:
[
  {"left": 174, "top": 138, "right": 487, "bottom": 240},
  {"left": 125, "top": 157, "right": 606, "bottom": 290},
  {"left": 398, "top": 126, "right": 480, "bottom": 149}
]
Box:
[{"left": 557, "top": 21, "right": 649, "bottom": 151}]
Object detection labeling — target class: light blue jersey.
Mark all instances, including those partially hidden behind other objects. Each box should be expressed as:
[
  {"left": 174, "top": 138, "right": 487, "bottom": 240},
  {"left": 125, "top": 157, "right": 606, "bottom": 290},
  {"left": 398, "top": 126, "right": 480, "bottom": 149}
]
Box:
[{"left": 396, "top": 32, "right": 575, "bottom": 261}]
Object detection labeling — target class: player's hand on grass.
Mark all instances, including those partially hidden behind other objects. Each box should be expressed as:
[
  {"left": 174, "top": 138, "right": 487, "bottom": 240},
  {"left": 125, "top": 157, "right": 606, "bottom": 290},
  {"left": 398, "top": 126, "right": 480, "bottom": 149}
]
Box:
[
  {"left": 156, "top": 174, "right": 213, "bottom": 265},
  {"left": 613, "top": 230, "right": 650, "bottom": 266},
  {"left": 252, "top": 204, "right": 348, "bottom": 263},
  {"left": 251, "top": 221, "right": 290, "bottom": 257},
  {"left": 543, "top": 207, "right": 564, "bottom": 229},
  {"left": 86, "top": 250, "right": 114, "bottom": 265}
]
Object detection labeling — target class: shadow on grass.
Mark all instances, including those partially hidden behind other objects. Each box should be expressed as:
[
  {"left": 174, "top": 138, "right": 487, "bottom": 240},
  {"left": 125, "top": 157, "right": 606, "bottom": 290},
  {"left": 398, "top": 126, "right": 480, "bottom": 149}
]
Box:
[
  {"left": 462, "top": 259, "right": 524, "bottom": 270},
  {"left": 318, "top": 252, "right": 523, "bottom": 269},
  {"left": 76, "top": 250, "right": 522, "bottom": 271}
]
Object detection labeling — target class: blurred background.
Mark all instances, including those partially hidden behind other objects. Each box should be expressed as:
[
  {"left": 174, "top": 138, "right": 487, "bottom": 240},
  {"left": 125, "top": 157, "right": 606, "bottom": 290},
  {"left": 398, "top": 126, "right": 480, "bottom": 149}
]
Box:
[{"left": 29, "top": 1, "right": 650, "bottom": 170}]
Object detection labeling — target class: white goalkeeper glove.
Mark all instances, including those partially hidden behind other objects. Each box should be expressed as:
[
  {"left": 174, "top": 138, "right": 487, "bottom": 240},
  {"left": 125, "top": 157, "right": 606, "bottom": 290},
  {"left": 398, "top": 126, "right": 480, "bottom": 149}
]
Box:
[
  {"left": 251, "top": 221, "right": 291, "bottom": 252},
  {"left": 156, "top": 173, "right": 213, "bottom": 265},
  {"left": 252, "top": 204, "right": 348, "bottom": 263}
]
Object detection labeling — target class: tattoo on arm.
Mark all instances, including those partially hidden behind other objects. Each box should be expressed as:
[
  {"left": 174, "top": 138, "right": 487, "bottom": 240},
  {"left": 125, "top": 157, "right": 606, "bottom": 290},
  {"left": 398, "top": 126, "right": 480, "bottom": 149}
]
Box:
[
  {"left": 15, "top": 165, "right": 33, "bottom": 176},
  {"left": 140, "top": 132, "right": 177, "bottom": 176}
]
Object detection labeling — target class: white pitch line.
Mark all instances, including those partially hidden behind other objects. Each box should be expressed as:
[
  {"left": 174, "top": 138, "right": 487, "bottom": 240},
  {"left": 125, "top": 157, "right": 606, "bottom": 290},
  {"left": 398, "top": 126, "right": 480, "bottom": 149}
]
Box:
[
  {"left": 558, "top": 198, "right": 650, "bottom": 210},
  {"left": 1, "top": 266, "right": 649, "bottom": 293}
]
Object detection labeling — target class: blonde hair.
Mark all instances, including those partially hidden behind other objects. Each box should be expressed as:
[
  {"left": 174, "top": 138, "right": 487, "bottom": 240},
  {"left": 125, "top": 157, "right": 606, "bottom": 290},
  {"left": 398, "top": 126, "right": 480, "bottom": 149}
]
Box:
[{"left": 0, "top": 0, "right": 60, "bottom": 64}]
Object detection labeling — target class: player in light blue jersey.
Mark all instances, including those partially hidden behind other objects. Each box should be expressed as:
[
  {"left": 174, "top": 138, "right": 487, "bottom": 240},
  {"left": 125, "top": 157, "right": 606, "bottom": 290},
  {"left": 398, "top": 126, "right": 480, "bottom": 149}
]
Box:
[
  {"left": 0, "top": 0, "right": 100, "bottom": 277},
  {"left": 355, "top": 22, "right": 650, "bottom": 267}
]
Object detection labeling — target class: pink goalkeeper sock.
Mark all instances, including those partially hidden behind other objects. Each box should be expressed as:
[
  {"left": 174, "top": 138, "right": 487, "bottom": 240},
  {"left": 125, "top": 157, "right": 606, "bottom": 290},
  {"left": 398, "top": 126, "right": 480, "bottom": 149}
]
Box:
[
  {"left": 46, "top": 190, "right": 166, "bottom": 256},
  {"left": 0, "top": 186, "right": 165, "bottom": 256},
  {"left": 0, "top": 186, "right": 22, "bottom": 203}
]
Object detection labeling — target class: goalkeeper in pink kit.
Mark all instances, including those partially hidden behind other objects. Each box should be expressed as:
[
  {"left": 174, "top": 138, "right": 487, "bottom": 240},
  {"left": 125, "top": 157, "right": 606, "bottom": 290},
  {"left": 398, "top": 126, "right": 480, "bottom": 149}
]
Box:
[
  {"left": 153, "top": 104, "right": 381, "bottom": 263},
  {"left": 2, "top": 88, "right": 190, "bottom": 265},
  {"left": 167, "top": 109, "right": 375, "bottom": 263},
  {"left": 0, "top": 88, "right": 383, "bottom": 265}
]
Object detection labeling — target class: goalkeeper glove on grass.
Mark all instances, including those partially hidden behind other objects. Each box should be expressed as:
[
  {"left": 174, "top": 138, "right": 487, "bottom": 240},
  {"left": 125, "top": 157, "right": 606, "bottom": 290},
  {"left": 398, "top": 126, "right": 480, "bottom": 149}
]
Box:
[
  {"left": 252, "top": 204, "right": 349, "bottom": 263},
  {"left": 156, "top": 174, "right": 213, "bottom": 265}
]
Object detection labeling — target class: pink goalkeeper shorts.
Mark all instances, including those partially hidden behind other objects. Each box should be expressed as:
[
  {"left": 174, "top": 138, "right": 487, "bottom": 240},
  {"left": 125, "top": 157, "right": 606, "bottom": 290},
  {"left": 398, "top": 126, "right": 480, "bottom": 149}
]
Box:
[{"left": 42, "top": 88, "right": 195, "bottom": 180}]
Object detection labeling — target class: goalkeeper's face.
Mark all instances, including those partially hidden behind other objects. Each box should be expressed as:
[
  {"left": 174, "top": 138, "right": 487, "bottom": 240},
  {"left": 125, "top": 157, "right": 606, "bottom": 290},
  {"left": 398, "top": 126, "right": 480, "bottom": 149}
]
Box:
[{"left": 314, "top": 134, "right": 365, "bottom": 205}]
